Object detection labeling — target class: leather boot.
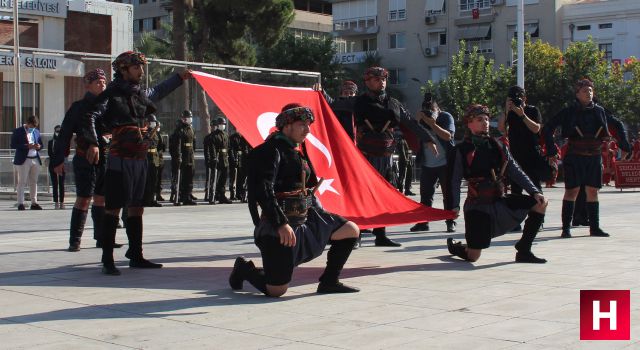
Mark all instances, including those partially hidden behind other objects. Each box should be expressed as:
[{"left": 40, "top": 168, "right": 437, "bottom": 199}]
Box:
[
  {"left": 68, "top": 207, "right": 87, "bottom": 251},
  {"left": 515, "top": 211, "right": 547, "bottom": 263},
  {"left": 92, "top": 205, "right": 123, "bottom": 248},
  {"left": 373, "top": 228, "right": 401, "bottom": 247},
  {"left": 587, "top": 202, "right": 610, "bottom": 237},
  {"left": 125, "top": 216, "right": 162, "bottom": 268},
  {"left": 101, "top": 214, "right": 120, "bottom": 275},
  {"left": 446, "top": 238, "right": 470, "bottom": 261},
  {"left": 229, "top": 257, "right": 255, "bottom": 290},
  {"left": 317, "top": 238, "right": 359, "bottom": 294},
  {"left": 561, "top": 200, "right": 574, "bottom": 238},
  {"left": 409, "top": 222, "right": 429, "bottom": 232}
]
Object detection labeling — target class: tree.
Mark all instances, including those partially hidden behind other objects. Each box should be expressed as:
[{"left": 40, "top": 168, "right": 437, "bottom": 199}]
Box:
[
  {"left": 258, "top": 32, "right": 345, "bottom": 95},
  {"left": 189, "top": 0, "right": 294, "bottom": 65}
]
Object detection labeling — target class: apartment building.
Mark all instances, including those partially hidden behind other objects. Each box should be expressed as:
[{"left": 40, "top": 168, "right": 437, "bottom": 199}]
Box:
[
  {"left": 332, "top": 0, "right": 570, "bottom": 109},
  {"left": 561, "top": 0, "right": 640, "bottom": 64}
]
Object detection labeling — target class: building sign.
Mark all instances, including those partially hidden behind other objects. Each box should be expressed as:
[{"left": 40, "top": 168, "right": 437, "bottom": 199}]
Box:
[
  {"left": 0, "top": 0, "right": 67, "bottom": 18},
  {"left": 333, "top": 51, "right": 372, "bottom": 65},
  {"left": 0, "top": 52, "right": 84, "bottom": 77},
  {"left": 614, "top": 162, "right": 640, "bottom": 188}
]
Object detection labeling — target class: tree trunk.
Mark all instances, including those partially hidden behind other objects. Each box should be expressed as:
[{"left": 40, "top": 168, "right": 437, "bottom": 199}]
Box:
[{"left": 172, "top": 0, "right": 189, "bottom": 110}]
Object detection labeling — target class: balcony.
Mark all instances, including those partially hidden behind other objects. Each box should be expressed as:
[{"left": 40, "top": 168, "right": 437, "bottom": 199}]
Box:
[{"left": 333, "top": 15, "right": 379, "bottom": 36}]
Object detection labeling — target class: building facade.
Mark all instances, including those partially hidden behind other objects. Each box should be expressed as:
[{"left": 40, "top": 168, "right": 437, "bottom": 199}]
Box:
[
  {"left": 561, "top": 0, "right": 640, "bottom": 64},
  {"left": 332, "top": 0, "right": 571, "bottom": 110},
  {"left": 0, "top": 0, "right": 133, "bottom": 134}
]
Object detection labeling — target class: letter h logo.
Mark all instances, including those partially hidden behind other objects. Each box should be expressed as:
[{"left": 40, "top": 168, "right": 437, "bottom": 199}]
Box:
[{"left": 580, "top": 290, "right": 630, "bottom": 340}]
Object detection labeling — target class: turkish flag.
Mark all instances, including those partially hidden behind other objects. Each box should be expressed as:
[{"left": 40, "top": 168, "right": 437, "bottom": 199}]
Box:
[{"left": 193, "top": 72, "right": 455, "bottom": 229}]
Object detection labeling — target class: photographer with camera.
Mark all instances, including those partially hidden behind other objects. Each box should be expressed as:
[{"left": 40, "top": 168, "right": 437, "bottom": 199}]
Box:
[
  {"left": 498, "top": 86, "right": 543, "bottom": 196},
  {"left": 409, "top": 93, "right": 456, "bottom": 233}
]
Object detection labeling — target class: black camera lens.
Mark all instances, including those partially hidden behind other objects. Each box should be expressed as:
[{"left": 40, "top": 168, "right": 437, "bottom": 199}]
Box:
[{"left": 511, "top": 97, "right": 523, "bottom": 107}]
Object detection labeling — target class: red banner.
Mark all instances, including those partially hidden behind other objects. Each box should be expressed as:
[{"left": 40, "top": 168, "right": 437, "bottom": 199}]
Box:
[
  {"left": 192, "top": 72, "right": 455, "bottom": 228},
  {"left": 614, "top": 161, "right": 640, "bottom": 188}
]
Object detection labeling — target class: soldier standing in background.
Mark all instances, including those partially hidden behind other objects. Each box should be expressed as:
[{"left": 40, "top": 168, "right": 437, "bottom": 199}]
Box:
[
  {"left": 203, "top": 120, "right": 217, "bottom": 204},
  {"left": 143, "top": 115, "right": 163, "bottom": 207},
  {"left": 170, "top": 110, "right": 197, "bottom": 206},
  {"left": 230, "top": 132, "right": 252, "bottom": 202},
  {"left": 211, "top": 117, "right": 232, "bottom": 204},
  {"left": 396, "top": 134, "right": 415, "bottom": 196}
]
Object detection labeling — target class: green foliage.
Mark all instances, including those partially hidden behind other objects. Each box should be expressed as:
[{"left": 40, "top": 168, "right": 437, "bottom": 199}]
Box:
[
  {"left": 189, "top": 0, "right": 295, "bottom": 65},
  {"left": 257, "top": 32, "right": 345, "bottom": 94},
  {"left": 428, "top": 37, "right": 640, "bottom": 132}
]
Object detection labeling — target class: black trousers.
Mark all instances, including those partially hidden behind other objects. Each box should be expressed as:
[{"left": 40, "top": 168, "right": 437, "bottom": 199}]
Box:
[
  {"left": 179, "top": 164, "right": 194, "bottom": 201},
  {"left": 236, "top": 165, "right": 248, "bottom": 199},
  {"left": 397, "top": 158, "right": 413, "bottom": 192},
  {"left": 419, "top": 165, "right": 447, "bottom": 208},
  {"left": 229, "top": 165, "right": 238, "bottom": 196},
  {"left": 48, "top": 166, "right": 65, "bottom": 203},
  {"left": 215, "top": 164, "right": 229, "bottom": 199},
  {"left": 143, "top": 161, "right": 160, "bottom": 204}
]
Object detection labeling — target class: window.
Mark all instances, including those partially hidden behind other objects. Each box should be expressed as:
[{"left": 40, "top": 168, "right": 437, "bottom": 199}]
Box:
[
  {"left": 388, "top": 68, "right": 406, "bottom": 85},
  {"left": 576, "top": 25, "right": 591, "bottom": 31},
  {"left": 139, "top": 0, "right": 147, "bottom": 4},
  {"left": 2, "top": 82, "right": 40, "bottom": 132},
  {"left": 152, "top": 17, "right": 161, "bottom": 30},
  {"left": 465, "top": 39, "right": 493, "bottom": 54},
  {"left": 389, "top": 0, "right": 407, "bottom": 21},
  {"left": 389, "top": 32, "right": 406, "bottom": 49},
  {"left": 599, "top": 43, "right": 612, "bottom": 62},
  {"left": 427, "top": 31, "right": 447, "bottom": 47},
  {"left": 362, "top": 38, "right": 377, "bottom": 51},
  {"left": 508, "top": 23, "right": 539, "bottom": 39},
  {"left": 599, "top": 23, "right": 612, "bottom": 29},
  {"left": 440, "top": 32, "right": 447, "bottom": 45},
  {"left": 137, "top": 19, "right": 144, "bottom": 33},
  {"left": 335, "top": 39, "right": 347, "bottom": 54},
  {"left": 430, "top": 66, "right": 448, "bottom": 82},
  {"left": 460, "top": 0, "right": 490, "bottom": 12},
  {"left": 426, "top": 0, "right": 446, "bottom": 15}
]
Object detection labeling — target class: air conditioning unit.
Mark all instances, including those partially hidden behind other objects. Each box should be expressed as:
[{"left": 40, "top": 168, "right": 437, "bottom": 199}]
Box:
[
  {"left": 425, "top": 46, "right": 438, "bottom": 57},
  {"left": 490, "top": 0, "right": 504, "bottom": 5},
  {"left": 425, "top": 15, "right": 437, "bottom": 25}
]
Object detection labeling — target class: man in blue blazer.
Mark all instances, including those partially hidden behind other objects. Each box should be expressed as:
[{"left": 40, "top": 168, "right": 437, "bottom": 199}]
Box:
[{"left": 11, "top": 115, "right": 43, "bottom": 210}]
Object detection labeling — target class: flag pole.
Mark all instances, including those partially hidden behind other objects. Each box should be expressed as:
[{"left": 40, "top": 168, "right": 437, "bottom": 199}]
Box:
[
  {"left": 517, "top": 0, "right": 525, "bottom": 88},
  {"left": 13, "top": 0, "right": 22, "bottom": 128}
]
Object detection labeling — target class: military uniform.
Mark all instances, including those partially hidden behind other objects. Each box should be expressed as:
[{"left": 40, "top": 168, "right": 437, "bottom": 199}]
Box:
[
  {"left": 396, "top": 136, "right": 414, "bottom": 195},
  {"left": 203, "top": 127, "right": 217, "bottom": 203},
  {"left": 143, "top": 117, "right": 163, "bottom": 207},
  {"left": 170, "top": 118, "right": 197, "bottom": 205},
  {"left": 229, "top": 132, "right": 251, "bottom": 202},
  {"left": 210, "top": 118, "right": 232, "bottom": 203}
]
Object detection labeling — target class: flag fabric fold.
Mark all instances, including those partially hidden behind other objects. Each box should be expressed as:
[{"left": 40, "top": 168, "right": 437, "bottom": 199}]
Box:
[{"left": 192, "top": 71, "right": 455, "bottom": 229}]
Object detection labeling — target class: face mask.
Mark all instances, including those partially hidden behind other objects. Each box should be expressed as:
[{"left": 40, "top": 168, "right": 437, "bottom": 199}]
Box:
[
  {"left": 183, "top": 117, "right": 193, "bottom": 125},
  {"left": 28, "top": 127, "right": 35, "bottom": 133},
  {"left": 54, "top": 130, "right": 60, "bottom": 136},
  {"left": 218, "top": 125, "right": 226, "bottom": 131},
  {"left": 149, "top": 122, "right": 157, "bottom": 129}
]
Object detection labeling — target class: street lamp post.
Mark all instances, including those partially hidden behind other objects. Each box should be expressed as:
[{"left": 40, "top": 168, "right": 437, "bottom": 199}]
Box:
[
  {"left": 516, "top": 0, "right": 525, "bottom": 88},
  {"left": 13, "top": 0, "right": 22, "bottom": 128}
]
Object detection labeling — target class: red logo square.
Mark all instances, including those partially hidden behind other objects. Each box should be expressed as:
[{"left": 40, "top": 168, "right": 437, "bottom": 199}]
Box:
[{"left": 580, "top": 290, "right": 630, "bottom": 340}]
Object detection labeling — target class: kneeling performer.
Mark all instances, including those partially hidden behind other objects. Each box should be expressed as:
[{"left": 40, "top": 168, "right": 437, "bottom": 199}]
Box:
[
  {"left": 446, "top": 105, "right": 548, "bottom": 263},
  {"left": 229, "top": 104, "right": 360, "bottom": 297}
]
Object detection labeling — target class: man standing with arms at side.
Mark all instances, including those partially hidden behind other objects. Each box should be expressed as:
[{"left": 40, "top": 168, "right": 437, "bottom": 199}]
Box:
[
  {"left": 143, "top": 115, "right": 163, "bottom": 207},
  {"left": 11, "top": 115, "right": 43, "bottom": 211},
  {"left": 211, "top": 117, "right": 232, "bottom": 204},
  {"left": 170, "top": 110, "right": 197, "bottom": 206}
]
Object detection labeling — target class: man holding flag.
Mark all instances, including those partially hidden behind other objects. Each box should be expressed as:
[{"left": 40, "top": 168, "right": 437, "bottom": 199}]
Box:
[
  {"left": 353, "top": 67, "right": 438, "bottom": 247},
  {"left": 229, "top": 104, "right": 360, "bottom": 297}
]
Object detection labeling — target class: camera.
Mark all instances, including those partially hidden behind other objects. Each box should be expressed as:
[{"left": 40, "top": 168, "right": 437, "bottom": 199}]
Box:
[{"left": 510, "top": 96, "right": 523, "bottom": 108}]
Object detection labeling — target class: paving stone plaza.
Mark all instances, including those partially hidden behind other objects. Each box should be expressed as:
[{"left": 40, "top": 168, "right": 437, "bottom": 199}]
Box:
[{"left": 0, "top": 186, "right": 638, "bottom": 349}]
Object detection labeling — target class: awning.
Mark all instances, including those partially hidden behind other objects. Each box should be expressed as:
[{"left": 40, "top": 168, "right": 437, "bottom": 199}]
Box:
[
  {"left": 457, "top": 24, "right": 491, "bottom": 40},
  {"left": 425, "top": 0, "right": 445, "bottom": 13}
]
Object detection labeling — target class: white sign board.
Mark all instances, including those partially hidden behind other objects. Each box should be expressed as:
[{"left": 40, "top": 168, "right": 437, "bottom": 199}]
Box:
[
  {"left": 0, "top": 52, "right": 84, "bottom": 77},
  {"left": 0, "top": 0, "right": 67, "bottom": 18}
]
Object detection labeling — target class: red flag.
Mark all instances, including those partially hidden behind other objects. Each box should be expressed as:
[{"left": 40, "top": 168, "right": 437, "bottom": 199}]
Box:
[{"left": 192, "top": 72, "right": 455, "bottom": 229}]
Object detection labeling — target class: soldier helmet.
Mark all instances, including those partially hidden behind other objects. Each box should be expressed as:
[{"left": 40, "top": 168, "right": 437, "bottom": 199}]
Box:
[
  {"left": 181, "top": 110, "right": 193, "bottom": 118},
  {"left": 147, "top": 114, "right": 158, "bottom": 123},
  {"left": 112, "top": 51, "right": 147, "bottom": 73},
  {"left": 213, "top": 117, "right": 227, "bottom": 126},
  {"left": 363, "top": 66, "right": 389, "bottom": 81},
  {"left": 463, "top": 104, "right": 491, "bottom": 124},
  {"left": 275, "top": 103, "right": 314, "bottom": 130},
  {"left": 83, "top": 68, "right": 107, "bottom": 84}
]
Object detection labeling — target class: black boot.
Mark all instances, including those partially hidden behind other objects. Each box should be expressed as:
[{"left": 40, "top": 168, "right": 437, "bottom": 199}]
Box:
[
  {"left": 101, "top": 214, "right": 121, "bottom": 275},
  {"left": 92, "top": 205, "right": 123, "bottom": 248},
  {"left": 124, "top": 216, "right": 163, "bottom": 268},
  {"left": 68, "top": 207, "right": 88, "bottom": 251},
  {"left": 446, "top": 238, "right": 469, "bottom": 261},
  {"left": 317, "top": 238, "right": 359, "bottom": 294},
  {"left": 561, "top": 200, "right": 574, "bottom": 238},
  {"left": 373, "top": 228, "right": 401, "bottom": 247},
  {"left": 409, "top": 222, "right": 429, "bottom": 232},
  {"left": 229, "top": 256, "right": 256, "bottom": 290},
  {"left": 515, "top": 211, "right": 547, "bottom": 263},
  {"left": 587, "top": 202, "right": 610, "bottom": 237}
]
